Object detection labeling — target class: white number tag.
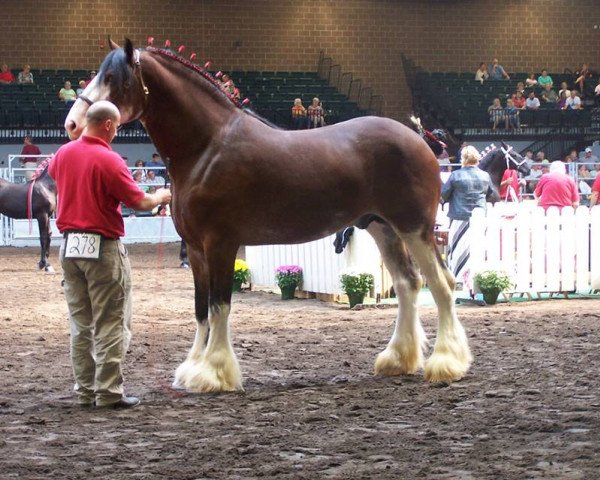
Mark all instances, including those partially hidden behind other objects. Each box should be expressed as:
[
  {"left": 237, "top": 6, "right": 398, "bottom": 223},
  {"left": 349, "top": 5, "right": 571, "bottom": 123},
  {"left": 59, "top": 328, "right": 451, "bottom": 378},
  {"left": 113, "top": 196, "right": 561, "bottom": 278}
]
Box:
[{"left": 65, "top": 232, "right": 102, "bottom": 260}]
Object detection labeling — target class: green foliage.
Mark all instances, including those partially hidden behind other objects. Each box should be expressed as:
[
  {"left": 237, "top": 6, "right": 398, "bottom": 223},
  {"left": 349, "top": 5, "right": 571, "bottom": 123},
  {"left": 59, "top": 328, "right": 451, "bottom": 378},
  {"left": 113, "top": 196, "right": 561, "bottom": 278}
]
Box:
[
  {"left": 474, "top": 270, "right": 513, "bottom": 292},
  {"left": 340, "top": 271, "right": 374, "bottom": 296},
  {"left": 275, "top": 266, "right": 303, "bottom": 289},
  {"left": 233, "top": 259, "right": 251, "bottom": 284}
]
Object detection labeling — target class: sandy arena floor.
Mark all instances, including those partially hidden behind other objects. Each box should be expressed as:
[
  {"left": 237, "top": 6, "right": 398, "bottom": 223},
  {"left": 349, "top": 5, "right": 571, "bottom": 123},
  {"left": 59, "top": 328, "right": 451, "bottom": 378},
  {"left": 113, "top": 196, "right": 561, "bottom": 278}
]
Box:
[{"left": 1, "top": 244, "right": 599, "bottom": 479}]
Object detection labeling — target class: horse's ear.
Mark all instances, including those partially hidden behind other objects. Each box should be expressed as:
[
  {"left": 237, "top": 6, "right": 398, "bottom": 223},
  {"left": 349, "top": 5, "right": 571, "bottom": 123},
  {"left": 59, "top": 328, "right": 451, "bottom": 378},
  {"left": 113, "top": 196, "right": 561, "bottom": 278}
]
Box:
[
  {"left": 500, "top": 140, "right": 508, "bottom": 149},
  {"left": 108, "top": 36, "right": 120, "bottom": 50},
  {"left": 124, "top": 38, "right": 135, "bottom": 66}
]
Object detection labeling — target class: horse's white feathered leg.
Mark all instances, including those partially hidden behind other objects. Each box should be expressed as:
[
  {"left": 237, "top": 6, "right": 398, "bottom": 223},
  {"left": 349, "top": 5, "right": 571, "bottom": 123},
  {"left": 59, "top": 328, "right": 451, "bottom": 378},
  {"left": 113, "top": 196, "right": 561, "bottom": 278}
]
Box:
[
  {"left": 402, "top": 232, "right": 472, "bottom": 382},
  {"left": 172, "top": 322, "right": 209, "bottom": 389},
  {"left": 183, "top": 304, "right": 243, "bottom": 392}
]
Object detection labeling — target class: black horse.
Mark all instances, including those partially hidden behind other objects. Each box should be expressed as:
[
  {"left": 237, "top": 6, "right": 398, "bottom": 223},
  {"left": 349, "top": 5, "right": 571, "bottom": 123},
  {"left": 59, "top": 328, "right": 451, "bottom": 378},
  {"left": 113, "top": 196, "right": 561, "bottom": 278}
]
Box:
[{"left": 0, "top": 160, "right": 57, "bottom": 271}]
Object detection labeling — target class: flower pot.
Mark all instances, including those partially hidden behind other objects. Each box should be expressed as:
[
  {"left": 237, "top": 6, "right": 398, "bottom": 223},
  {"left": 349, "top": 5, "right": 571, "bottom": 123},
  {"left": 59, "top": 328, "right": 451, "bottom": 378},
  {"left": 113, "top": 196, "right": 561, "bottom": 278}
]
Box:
[
  {"left": 280, "top": 283, "right": 297, "bottom": 300},
  {"left": 347, "top": 292, "right": 365, "bottom": 308},
  {"left": 482, "top": 288, "right": 501, "bottom": 305},
  {"left": 232, "top": 279, "right": 243, "bottom": 292}
]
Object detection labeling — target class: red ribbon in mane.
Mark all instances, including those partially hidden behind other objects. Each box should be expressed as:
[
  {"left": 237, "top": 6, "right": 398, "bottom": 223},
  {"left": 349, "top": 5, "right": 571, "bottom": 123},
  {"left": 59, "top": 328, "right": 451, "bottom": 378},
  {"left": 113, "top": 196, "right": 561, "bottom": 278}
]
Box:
[{"left": 27, "top": 157, "right": 52, "bottom": 234}]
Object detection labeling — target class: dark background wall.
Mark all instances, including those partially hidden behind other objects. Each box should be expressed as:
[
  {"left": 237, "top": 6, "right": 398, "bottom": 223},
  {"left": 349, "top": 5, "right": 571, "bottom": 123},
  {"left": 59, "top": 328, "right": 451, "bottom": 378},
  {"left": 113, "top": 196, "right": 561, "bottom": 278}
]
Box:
[{"left": 1, "top": 0, "right": 599, "bottom": 120}]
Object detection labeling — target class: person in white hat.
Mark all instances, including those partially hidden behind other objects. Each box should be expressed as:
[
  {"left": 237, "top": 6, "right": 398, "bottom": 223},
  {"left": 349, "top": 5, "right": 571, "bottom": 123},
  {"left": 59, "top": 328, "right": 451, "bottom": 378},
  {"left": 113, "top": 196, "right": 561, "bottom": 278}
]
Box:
[{"left": 582, "top": 147, "right": 599, "bottom": 163}]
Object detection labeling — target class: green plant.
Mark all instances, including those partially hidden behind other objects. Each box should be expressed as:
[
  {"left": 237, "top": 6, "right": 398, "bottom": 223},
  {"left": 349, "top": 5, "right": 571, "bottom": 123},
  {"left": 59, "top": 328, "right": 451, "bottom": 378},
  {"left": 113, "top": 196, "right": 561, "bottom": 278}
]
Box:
[
  {"left": 340, "top": 270, "right": 374, "bottom": 296},
  {"left": 474, "top": 270, "right": 513, "bottom": 292},
  {"left": 275, "top": 265, "right": 303, "bottom": 288},
  {"left": 233, "top": 259, "right": 251, "bottom": 284}
]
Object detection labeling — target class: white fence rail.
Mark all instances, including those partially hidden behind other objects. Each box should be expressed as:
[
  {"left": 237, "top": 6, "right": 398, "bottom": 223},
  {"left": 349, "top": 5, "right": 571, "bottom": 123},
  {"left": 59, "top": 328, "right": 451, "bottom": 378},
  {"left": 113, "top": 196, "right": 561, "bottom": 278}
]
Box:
[{"left": 247, "top": 203, "right": 600, "bottom": 296}]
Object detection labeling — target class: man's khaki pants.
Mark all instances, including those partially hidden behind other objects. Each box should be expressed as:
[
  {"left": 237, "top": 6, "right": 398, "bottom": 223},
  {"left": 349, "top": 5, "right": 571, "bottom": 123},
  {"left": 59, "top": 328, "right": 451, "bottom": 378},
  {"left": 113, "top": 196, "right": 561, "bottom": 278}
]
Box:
[{"left": 60, "top": 238, "right": 132, "bottom": 406}]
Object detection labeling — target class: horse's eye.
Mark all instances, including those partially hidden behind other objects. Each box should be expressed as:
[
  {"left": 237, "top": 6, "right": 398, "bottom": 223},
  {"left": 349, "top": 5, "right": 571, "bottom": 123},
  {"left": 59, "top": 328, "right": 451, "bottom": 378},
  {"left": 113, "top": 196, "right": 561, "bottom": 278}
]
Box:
[
  {"left": 124, "top": 81, "right": 131, "bottom": 89},
  {"left": 104, "top": 73, "right": 113, "bottom": 83}
]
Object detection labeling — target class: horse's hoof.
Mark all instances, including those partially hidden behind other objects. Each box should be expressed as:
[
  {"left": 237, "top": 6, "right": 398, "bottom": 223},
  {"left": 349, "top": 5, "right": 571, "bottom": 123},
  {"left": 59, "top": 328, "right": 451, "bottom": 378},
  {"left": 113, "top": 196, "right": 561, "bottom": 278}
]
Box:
[
  {"left": 44, "top": 265, "right": 56, "bottom": 274},
  {"left": 180, "top": 262, "right": 190, "bottom": 269}
]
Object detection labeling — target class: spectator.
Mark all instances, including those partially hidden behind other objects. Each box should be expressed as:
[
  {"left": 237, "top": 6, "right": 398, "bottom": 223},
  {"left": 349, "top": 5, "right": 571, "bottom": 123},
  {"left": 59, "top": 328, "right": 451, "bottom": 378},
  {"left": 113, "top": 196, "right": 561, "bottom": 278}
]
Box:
[
  {"left": 591, "top": 164, "right": 600, "bottom": 180},
  {"left": 565, "top": 90, "right": 582, "bottom": 110},
  {"left": 475, "top": 62, "right": 489, "bottom": 84},
  {"left": 525, "top": 73, "right": 538, "bottom": 88},
  {"left": 132, "top": 170, "right": 147, "bottom": 191},
  {"left": 504, "top": 98, "right": 520, "bottom": 129},
  {"left": 441, "top": 145, "right": 494, "bottom": 294},
  {"left": 557, "top": 91, "right": 568, "bottom": 110},
  {"left": 20, "top": 135, "right": 42, "bottom": 181},
  {"left": 578, "top": 164, "right": 591, "bottom": 179},
  {"left": 525, "top": 91, "right": 540, "bottom": 110},
  {"left": 534, "top": 160, "right": 579, "bottom": 209},
  {"left": 307, "top": 97, "right": 325, "bottom": 128},
  {"left": 145, "top": 169, "right": 165, "bottom": 186},
  {"left": 76, "top": 80, "right": 86, "bottom": 96},
  {"left": 567, "top": 149, "right": 579, "bottom": 163},
  {"left": 0, "top": 63, "right": 15, "bottom": 84},
  {"left": 575, "top": 63, "right": 593, "bottom": 97},
  {"left": 589, "top": 172, "right": 600, "bottom": 207},
  {"left": 582, "top": 147, "right": 599, "bottom": 163},
  {"left": 83, "top": 70, "right": 96, "bottom": 87},
  {"left": 537, "top": 69, "right": 553, "bottom": 87},
  {"left": 488, "top": 97, "right": 504, "bottom": 130},
  {"left": 525, "top": 162, "right": 543, "bottom": 194},
  {"left": 146, "top": 153, "right": 167, "bottom": 179},
  {"left": 59, "top": 81, "right": 77, "bottom": 103},
  {"left": 536, "top": 151, "right": 546, "bottom": 163},
  {"left": 220, "top": 74, "right": 236, "bottom": 96},
  {"left": 558, "top": 81, "right": 571, "bottom": 99},
  {"left": 541, "top": 159, "right": 551, "bottom": 175},
  {"left": 17, "top": 64, "right": 34, "bottom": 84},
  {"left": 291, "top": 98, "right": 307, "bottom": 130},
  {"left": 488, "top": 58, "right": 510, "bottom": 80},
  {"left": 513, "top": 90, "right": 526, "bottom": 109},
  {"left": 132, "top": 159, "right": 147, "bottom": 181},
  {"left": 524, "top": 149, "right": 534, "bottom": 165},
  {"left": 540, "top": 84, "right": 558, "bottom": 105}
]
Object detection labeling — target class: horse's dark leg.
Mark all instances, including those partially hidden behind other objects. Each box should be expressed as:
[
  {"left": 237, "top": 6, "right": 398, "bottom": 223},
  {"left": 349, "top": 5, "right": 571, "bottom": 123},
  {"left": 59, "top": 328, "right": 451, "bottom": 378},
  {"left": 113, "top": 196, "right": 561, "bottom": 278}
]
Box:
[
  {"left": 37, "top": 215, "right": 53, "bottom": 272},
  {"left": 179, "top": 240, "right": 190, "bottom": 268},
  {"left": 173, "top": 244, "right": 210, "bottom": 389},
  {"left": 183, "top": 238, "right": 243, "bottom": 392},
  {"left": 400, "top": 229, "right": 472, "bottom": 383},
  {"left": 367, "top": 222, "right": 427, "bottom": 376}
]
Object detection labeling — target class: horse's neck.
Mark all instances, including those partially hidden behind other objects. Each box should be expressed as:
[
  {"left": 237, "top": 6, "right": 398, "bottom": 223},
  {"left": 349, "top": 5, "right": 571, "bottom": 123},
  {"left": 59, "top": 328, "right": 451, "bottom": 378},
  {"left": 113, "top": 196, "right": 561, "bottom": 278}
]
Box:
[{"left": 141, "top": 53, "right": 239, "bottom": 160}]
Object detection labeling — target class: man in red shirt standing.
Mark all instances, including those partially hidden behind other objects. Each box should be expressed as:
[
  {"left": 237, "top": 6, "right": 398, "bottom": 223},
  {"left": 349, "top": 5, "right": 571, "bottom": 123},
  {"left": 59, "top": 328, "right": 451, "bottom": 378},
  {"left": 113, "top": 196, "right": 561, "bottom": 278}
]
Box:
[
  {"left": 589, "top": 174, "right": 600, "bottom": 207},
  {"left": 49, "top": 101, "right": 171, "bottom": 409},
  {"left": 20, "top": 135, "right": 42, "bottom": 181},
  {"left": 499, "top": 167, "right": 525, "bottom": 202},
  {"left": 534, "top": 161, "right": 579, "bottom": 210}
]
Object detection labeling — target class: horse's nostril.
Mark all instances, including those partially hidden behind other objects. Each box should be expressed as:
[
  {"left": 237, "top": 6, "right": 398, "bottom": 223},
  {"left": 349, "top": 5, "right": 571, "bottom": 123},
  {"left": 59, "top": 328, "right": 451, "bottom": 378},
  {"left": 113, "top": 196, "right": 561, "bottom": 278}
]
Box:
[{"left": 67, "top": 120, "right": 76, "bottom": 131}]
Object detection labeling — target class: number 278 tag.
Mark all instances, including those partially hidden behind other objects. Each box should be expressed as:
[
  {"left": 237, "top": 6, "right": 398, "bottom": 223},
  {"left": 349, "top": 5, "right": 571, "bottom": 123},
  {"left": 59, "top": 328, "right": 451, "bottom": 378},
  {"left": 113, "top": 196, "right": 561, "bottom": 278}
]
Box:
[{"left": 65, "top": 232, "right": 102, "bottom": 260}]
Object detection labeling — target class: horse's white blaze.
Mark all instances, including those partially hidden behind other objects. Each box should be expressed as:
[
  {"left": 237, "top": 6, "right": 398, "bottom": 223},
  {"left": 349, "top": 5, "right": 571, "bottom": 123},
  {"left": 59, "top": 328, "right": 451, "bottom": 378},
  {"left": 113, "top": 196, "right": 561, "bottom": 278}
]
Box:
[
  {"left": 375, "top": 270, "right": 427, "bottom": 376},
  {"left": 402, "top": 233, "right": 472, "bottom": 382},
  {"left": 172, "top": 322, "right": 209, "bottom": 389},
  {"left": 182, "top": 304, "right": 243, "bottom": 392}
]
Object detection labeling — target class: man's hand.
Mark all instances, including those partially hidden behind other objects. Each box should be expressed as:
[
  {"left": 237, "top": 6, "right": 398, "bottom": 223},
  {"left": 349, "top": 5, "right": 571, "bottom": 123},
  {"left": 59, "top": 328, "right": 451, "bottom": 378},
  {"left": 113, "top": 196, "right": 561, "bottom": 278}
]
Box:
[{"left": 155, "top": 187, "right": 172, "bottom": 205}]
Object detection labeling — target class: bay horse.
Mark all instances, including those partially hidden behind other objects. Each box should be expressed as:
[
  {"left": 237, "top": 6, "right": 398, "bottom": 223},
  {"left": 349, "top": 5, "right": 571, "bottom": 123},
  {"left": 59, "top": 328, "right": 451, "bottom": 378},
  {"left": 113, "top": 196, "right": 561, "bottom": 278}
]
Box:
[
  {"left": 478, "top": 142, "right": 531, "bottom": 200},
  {"left": 64, "top": 38, "right": 472, "bottom": 392},
  {"left": 0, "top": 159, "right": 56, "bottom": 271}
]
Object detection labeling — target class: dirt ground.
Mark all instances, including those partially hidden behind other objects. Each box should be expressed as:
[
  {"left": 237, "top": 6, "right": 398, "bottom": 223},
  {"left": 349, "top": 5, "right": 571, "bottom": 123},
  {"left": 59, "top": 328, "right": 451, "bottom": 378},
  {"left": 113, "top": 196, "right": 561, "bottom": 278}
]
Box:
[{"left": 1, "top": 244, "right": 599, "bottom": 479}]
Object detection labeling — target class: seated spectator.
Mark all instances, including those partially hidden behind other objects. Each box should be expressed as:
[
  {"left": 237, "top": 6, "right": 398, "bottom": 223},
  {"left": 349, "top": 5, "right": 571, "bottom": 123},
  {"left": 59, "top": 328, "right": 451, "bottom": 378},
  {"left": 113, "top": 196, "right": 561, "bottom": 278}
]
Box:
[
  {"left": 540, "top": 84, "right": 558, "bottom": 105},
  {"left": 534, "top": 160, "right": 579, "bottom": 210},
  {"left": 525, "top": 161, "right": 543, "bottom": 193},
  {"left": 17, "top": 64, "right": 33, "bottom": 84},
  {"left": 145, "top": 169, "right": 165, "bottom": 185},
  {"left": 537, "top": 69, "right": 553, "bottom": 87},
  {"left": 291, "top": 98, "right": 307, "bottom": 129},
  {"left": 575, "top": 63, "right": 593, "bottom": 97},
  {"left": 525, "top": 73, "right": 538, "bottom": 88},
  {"left": 58, "top": 81, "right": 77, "bottom": 103},
  {"left": 558, "top": 82, "right": 571, "bottom": 99},
  {"left": 525, "top": 91, "right": 540, "bottom": 109},
  {"left": 0, "top": 63, "right": 15, "bottom": 84},
  {"left": 582, "top": 147, "right": 599, "bottom": 163},
  {"left": 515, "top": 81, "right": 526, "bottom": 95},
  {"left": 567, "top": 149, "right": 579, "bottom": 163},
  {"left": 565, "top": 90, "right": 582, "bottom": 110},
  {"left": 76, "top": 80, "right": 86, "bottom": 96},
  {"left": 541, "top": 159, "right": 551, "bottom": 175},
  {"left": 487, "top": 97, "right": 504, "bottom": 130},
  {"left": 488, "top": 58, "right": 510, "bottom": 80},
  {"left": 132, "top": 170, "right": 147, "bottom": 192},
  {"left": 220, "top": 74, "right": 236, "bottom": 96},
  {"left": 512, "top": 90, "right": 526, "bottom": 109},
  {"left": 557, "top": 91, "right": 568, "bottom": 109},
  {"left": 84, "top": 70, "right": 96, "bottom": 87},
  {"left": 578, "top": 164, "right": 592, "bottom": 181},
  {"left": 132, "top": 159, "right": 147, "bottom": 182},
  {"left": 504, "top": 98, "right": 520, "bottom": 129},
  {"left": 475, "top": 62, "right": 489, "bottom": 84},
  {"left": 591, "top": 164, "right": 600, "bottom": 179},
  {"left": 146, "top": 153, "right": 167, "bottom": 181},
  {"left": 307, "top": 97, "right": 325, "bottom": 128},
  {"left": 524, "top": 149, "right": 534, "bottom": 165}
]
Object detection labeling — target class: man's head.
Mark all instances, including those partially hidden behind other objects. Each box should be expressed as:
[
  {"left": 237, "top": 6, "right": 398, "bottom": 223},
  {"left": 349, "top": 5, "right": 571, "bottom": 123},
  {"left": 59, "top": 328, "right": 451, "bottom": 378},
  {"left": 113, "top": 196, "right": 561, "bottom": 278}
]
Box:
[
  {"left": 544, "top": 84, "right": 552, "bottom": 91},
  {"left": 85, "top": 101, "right": 121, "bottom": 143},
  {"left": 528, "top": 91, "right": 536, "bottom": 99},
  {"left": 147, "top": 169, "right": 156, "bottom": 180},
  {"left": 585, "top": 147, "right": 593, "bottom": 157},
  {"left": 549, "top": 160, "right": 565, "bottom": 174},
  {"left": 24, "top": 135, "right": 33, "bottom": 145},
  {"left": 541, "top": 69, "right": 548, "bottom": 76}
]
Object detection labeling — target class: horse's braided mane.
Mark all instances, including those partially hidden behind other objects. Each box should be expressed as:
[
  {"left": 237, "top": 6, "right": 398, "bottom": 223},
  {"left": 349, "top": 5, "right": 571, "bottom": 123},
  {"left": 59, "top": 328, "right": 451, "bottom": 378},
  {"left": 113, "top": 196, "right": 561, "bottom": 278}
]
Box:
[
  {"left": 31, "top": 157, "right": 51, "bottom": 182},
  {"left": 479, "top": 144, "right": 498, "bottom": 168},
  {"left": 146, "top": 47, "right": 280, "bottom": 129}
]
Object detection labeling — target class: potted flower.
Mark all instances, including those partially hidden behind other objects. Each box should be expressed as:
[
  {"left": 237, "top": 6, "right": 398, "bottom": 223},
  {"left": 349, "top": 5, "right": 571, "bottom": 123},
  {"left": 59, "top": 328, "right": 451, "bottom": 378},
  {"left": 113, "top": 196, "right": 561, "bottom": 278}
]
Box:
[
  {"left": 340, "top": 270, "right": 374, "bottom": 308},
  {"left": 275, "top": 265, "right": 303, "bottom": 300},
  {"left": 233, "top": 259, "right": 250, "bottom": 292},
  {"left": 474, "top": 270, "right": 513, "bottom": 305}
]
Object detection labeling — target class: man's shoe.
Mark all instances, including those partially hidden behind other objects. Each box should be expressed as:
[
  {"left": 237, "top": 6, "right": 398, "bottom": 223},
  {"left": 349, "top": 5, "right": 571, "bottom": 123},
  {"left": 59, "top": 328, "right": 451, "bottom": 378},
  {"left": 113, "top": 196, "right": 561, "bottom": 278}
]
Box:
[{"left": 104, "top": 396, "right": 141, "bottom": 409}]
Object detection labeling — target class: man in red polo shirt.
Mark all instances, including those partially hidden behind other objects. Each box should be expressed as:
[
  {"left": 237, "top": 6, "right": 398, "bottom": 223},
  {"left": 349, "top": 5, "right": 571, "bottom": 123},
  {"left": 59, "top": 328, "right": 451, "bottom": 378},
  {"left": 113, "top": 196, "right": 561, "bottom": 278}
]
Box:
[
  {"left": 589, "top": 174, "right": 600, "bottom": 207},
  {"left": 49, "top": 100, "right": 171, "bottom": 409},
  {"left": 534, "top": 160, "right": 579, "bottom": 210},
  {"left": 20, "top": 135, "right": 42, "bottom": 181}
]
